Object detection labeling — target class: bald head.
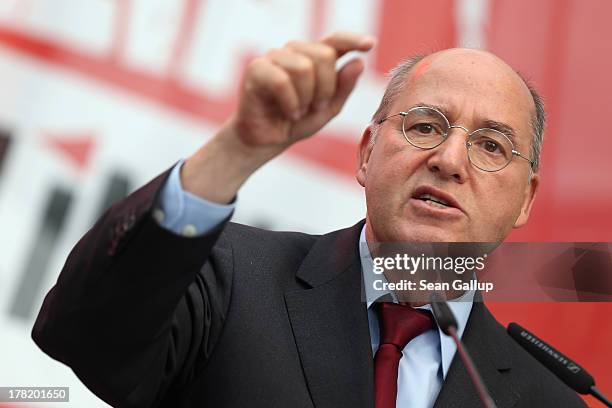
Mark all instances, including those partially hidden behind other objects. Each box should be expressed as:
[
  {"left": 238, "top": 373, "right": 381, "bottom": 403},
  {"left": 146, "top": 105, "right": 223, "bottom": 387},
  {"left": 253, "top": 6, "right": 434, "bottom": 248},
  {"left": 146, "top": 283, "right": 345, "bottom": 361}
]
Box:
[{"left": 414, "top": 48, "right": 530, "bottom": 89}]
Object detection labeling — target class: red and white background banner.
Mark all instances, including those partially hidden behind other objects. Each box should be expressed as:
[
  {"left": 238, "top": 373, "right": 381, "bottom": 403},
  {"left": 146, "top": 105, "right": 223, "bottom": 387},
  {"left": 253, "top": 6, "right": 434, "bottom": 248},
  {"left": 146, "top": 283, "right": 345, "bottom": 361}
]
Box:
[{"left": 0, "top": 0, "right": 610, "bottom": 406}]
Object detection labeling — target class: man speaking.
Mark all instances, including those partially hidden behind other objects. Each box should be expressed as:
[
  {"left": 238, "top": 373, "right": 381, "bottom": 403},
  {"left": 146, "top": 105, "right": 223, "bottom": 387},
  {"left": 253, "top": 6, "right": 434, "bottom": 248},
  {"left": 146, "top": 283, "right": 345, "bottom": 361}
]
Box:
[{"left": 32, "top": 32, "right": 586, "bottom": 407}]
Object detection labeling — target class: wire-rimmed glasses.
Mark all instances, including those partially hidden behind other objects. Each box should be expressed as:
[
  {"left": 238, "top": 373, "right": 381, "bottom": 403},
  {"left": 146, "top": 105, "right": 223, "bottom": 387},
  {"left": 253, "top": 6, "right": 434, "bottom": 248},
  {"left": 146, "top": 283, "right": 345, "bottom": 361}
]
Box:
[{"left": 377, "top": 106, "right": 534, "bottom": 172}]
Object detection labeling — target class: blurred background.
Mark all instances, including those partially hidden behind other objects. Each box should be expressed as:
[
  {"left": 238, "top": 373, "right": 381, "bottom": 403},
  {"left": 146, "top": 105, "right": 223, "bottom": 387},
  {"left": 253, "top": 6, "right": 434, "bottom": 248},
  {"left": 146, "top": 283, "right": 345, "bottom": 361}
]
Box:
[{"left": 0, "top": 0, "right": 610, "bottom": 406}]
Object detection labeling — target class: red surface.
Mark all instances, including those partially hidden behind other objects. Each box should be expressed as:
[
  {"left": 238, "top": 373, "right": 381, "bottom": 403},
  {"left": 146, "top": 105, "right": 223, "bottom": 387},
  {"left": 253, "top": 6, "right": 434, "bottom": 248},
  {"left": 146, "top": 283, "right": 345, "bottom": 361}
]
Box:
[
  {"left": 487, "top": 1, "right": 612, "bottom": 403},
  {"left": 44, "top": 133, "right": 96, "bottom": 171},
  {"left": 374, "top": 0, "right": 456, "bottom": 75}
]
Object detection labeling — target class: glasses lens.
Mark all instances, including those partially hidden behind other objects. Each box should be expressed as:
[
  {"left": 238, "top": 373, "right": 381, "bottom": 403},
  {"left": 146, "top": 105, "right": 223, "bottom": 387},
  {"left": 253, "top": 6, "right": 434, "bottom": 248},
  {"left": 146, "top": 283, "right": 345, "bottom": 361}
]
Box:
[
  {"left": 468, "top": 129, "right": 513, "bottom": 171},
  {"left": 402, "top": 108, "right": 448, "bottom": 149}
]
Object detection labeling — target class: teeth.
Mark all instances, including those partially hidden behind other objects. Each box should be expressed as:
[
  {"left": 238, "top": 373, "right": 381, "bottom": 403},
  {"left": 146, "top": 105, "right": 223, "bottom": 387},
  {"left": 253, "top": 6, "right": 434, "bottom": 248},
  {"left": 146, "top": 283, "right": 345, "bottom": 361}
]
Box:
[
  {"left": 426, "top": 200, "right": 448, "bottom": 209},
  {"left": 418, "top": 193, "right": 449, "bottom": 206}
]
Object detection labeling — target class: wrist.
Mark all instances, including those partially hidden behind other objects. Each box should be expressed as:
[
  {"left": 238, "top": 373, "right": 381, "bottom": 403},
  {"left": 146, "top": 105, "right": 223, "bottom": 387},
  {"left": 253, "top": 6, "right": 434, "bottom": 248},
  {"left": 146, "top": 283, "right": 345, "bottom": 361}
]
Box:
[{"left": 181, "top": 120, "right": 277, "bottom": 204}]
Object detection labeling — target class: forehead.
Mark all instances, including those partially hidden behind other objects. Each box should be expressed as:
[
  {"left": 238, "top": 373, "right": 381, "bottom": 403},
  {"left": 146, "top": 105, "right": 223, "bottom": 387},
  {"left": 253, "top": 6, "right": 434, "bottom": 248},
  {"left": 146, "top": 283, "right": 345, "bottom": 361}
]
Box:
[{"left": 394, "top": 50, "right": 535, "bottom": 143}]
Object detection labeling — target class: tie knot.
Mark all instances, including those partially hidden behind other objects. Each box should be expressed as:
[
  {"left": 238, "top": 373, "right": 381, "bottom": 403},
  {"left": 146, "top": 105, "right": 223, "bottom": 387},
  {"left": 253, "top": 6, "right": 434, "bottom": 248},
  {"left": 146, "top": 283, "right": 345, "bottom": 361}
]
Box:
[{"left": 377, "top": 302, "right": 435, "bottom": 350}]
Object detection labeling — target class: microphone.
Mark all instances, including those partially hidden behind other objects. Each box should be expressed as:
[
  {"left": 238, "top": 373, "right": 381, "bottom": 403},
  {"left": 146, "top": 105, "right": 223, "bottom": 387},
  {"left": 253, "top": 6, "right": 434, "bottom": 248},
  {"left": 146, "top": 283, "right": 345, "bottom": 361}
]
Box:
[
  {"left": 430, "top": 292, "right": 497, "bottom": 408},
  {"left": 508, "top": 322, "right": 611, "bottom": 408}
]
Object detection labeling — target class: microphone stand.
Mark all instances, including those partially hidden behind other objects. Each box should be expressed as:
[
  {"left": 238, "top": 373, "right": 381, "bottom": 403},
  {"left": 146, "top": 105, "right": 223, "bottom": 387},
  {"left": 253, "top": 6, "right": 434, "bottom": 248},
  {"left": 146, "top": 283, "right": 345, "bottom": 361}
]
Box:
[
  {"left": 589, "top": 386, "right": 612, "bottom": 407},
  {"left": 446, "top": 325, "right": 497, "bottom": 408},
  {"left": 430, "top": 292, "right": 497, "bottom": 408}
]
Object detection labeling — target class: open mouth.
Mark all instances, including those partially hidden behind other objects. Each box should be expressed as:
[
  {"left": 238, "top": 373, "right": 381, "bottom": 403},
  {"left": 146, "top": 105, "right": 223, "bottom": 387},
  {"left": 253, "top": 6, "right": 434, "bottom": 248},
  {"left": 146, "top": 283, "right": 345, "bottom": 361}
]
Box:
[
  {"left": 416, "top": 193, "right": 452, "bottom": 209},
  {"left": 410, "top": 186, "right": 463, "bottom": 215}
]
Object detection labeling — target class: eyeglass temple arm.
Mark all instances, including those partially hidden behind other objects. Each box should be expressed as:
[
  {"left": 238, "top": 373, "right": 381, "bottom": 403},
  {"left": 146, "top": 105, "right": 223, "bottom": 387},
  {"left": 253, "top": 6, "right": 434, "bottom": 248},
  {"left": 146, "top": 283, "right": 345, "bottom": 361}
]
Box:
[
  {"left": 512, "top": 149, "right": 534, "bottom": 165},
  {"left": 376, "top": 112, "right": 407, "bottom": 125}
]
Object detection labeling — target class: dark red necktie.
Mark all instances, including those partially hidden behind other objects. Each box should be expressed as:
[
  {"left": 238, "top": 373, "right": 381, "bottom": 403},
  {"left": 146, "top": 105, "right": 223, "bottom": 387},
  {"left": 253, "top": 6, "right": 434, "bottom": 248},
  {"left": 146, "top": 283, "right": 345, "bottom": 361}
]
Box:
[{"left": 374, "top": 302, "right": 435, "bottom": 408}]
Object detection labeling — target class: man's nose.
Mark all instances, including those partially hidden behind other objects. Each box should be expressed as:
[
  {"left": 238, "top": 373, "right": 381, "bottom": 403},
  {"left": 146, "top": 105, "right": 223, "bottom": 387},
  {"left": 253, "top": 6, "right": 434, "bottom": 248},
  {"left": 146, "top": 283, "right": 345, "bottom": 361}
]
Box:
[{"left": 425, "top": 127, "right": 471, "bottom": 183}]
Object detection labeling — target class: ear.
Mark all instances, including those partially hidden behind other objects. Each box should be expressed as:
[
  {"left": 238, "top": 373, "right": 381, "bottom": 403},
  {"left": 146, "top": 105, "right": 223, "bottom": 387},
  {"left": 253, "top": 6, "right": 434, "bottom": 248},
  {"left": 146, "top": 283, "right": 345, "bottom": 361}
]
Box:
[
  {"left": 356, "top": 125, "right": 375, "bottom": 187},
  {"left": 513, "top": 173, "right": 539, "bottom": 228}
]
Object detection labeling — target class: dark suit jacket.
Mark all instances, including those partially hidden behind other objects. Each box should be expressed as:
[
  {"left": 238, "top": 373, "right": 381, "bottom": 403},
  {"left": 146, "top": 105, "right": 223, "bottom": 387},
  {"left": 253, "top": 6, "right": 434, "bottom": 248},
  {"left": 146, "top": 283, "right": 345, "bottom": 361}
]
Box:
[{"left": 32, "top": 169, "right": 587, "bottom": 408}]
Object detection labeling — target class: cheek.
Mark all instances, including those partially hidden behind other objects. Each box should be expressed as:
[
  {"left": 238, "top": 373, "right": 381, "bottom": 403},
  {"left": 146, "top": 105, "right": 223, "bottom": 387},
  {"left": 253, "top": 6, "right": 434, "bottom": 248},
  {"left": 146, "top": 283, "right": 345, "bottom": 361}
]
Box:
[
  {"left": 364, "top": 146, "right": 403, "bottom": 212},
  {"left": 474, "top": 177, "right": 526, "bottom": 229},
  {"left": 365, "top": 142, "right": 422, "bottom": 199}
]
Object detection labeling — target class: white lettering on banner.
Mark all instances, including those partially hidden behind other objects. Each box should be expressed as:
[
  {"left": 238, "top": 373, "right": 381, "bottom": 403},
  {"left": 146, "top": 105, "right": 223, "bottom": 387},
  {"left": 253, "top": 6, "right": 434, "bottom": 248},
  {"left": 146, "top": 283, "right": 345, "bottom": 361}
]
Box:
[
  {"left": 0, "top": 0, "right": 116, "bottom": 55},
  {"left": 123, "top": 0, "right": 184, "bottom": 75},
  {"left": 183, "top": 0, "right": 310, "bottom": 95}
]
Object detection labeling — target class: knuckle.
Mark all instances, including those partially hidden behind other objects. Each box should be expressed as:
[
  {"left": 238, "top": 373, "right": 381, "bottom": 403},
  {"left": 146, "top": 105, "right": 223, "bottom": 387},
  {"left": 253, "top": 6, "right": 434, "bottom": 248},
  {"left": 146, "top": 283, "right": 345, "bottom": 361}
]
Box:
[
  {"left": 318, "top": 45, "right": 337, "bottom": 62},
  {"left": 270, "top": 72, "right": 291, "bottom": 91},
  {"left": 294, "top": 57, "right": 314, "bottom": 75},
  {"left": 248, "top": 57, "right": 268, "bottom": 74}
]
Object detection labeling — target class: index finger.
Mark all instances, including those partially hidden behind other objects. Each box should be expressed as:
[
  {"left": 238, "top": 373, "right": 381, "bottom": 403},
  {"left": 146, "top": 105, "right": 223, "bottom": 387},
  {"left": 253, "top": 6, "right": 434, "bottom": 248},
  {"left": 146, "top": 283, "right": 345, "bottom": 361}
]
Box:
[{"left": 321, "top": 31, "right": 377, "bottom": 57}]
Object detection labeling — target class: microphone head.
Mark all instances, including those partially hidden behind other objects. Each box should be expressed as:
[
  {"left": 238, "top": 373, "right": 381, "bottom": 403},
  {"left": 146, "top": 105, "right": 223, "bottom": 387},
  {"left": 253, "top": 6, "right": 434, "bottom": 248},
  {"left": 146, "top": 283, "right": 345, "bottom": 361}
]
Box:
[
  {"left": 429, "top": 292, "right": 458, "bottom": 335},
  {"left": 507, "top": 322, "right": 595, "bottom": 394}
]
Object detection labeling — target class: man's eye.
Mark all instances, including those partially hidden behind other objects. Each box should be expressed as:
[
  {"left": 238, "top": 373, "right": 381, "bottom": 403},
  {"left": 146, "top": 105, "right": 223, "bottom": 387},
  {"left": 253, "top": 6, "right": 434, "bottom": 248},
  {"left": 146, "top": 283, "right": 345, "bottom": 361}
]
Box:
[
  {"left": 412, "top": 123, "right": 436, "bottom": 134},
  {"left": 483, "top": 140, "right": 501, "bottom": 153}
]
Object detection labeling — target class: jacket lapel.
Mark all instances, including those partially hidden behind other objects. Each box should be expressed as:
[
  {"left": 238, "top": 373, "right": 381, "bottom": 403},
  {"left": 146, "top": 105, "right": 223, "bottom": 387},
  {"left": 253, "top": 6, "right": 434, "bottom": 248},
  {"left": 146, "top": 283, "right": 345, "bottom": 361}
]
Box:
[
  {"left": 434, "top": 301, "right": 519, "bottom": 408},
  {"left": 284, "top": 220, "right": 374, "bottom": 408}
]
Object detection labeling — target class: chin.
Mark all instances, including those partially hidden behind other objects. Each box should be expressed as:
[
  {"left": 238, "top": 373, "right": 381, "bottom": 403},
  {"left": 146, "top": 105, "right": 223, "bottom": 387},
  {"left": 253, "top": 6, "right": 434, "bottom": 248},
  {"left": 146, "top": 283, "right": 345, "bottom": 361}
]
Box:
[{"left": 389, "top": 223, "right": 465, "bottom": 243}]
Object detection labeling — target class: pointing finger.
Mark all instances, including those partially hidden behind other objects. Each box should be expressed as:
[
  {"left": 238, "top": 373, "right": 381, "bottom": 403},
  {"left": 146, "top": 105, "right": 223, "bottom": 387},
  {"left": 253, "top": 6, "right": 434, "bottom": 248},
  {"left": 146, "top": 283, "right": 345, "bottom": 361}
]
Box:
[{"left": 321, "top": 31, "right": 377, "bottom": 58}]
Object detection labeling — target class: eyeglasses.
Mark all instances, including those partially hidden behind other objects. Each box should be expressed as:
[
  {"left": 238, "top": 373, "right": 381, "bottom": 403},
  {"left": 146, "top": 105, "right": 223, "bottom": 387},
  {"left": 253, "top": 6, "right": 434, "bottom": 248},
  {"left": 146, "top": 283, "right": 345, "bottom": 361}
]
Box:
[{"left": 377, "top": 106, "right": 534, "bottom": 172}]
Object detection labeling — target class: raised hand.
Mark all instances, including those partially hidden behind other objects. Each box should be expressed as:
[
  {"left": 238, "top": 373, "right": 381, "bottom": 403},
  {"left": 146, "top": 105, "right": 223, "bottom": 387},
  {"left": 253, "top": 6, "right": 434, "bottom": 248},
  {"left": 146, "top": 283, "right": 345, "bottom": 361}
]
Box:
[
  {"left": 182, "top": 32, "right": 376, "bottom": 204},
  {"left": 233, "top": 31, "right": 376, "bottom": 148}
]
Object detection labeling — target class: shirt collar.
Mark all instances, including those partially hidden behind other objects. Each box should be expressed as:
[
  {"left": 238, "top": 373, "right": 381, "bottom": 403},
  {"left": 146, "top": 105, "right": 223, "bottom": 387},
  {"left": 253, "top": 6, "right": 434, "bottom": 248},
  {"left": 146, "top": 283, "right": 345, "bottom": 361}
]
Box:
[{"left": 358, "top": 225, "right": 474, "bottom": 379}]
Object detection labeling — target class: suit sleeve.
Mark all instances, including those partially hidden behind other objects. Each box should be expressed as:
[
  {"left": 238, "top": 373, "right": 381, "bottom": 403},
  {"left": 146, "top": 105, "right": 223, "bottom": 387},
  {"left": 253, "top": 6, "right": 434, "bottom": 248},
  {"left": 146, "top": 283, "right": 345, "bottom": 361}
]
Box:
[{"left": 31, "top": 167, "right": 234, "bottom": 408}]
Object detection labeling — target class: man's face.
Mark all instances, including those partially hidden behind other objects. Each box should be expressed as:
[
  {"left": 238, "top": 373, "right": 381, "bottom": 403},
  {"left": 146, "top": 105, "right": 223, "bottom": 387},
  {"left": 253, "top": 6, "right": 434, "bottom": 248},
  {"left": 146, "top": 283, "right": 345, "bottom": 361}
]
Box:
[{"left": 358, "top": 49, "right": 539, "bottom": 243}]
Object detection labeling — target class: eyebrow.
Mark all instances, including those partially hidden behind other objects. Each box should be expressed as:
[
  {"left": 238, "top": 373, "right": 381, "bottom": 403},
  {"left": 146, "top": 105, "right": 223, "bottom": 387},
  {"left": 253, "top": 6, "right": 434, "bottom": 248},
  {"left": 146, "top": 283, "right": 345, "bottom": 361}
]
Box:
[
  {"left": 408, "top": 103, "right": 518, "bottom": 142},
  {"left": 481, "top": 120, "right": 517, "bottom": 141}
]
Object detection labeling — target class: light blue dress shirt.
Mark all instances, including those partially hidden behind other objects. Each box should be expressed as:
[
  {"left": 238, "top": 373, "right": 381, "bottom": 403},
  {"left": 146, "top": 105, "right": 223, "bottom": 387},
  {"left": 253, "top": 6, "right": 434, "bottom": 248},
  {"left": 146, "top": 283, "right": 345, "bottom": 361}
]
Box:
[
  {"left": 154, "top": 161, "right": 474, "bottom": 408},
  {"left": 152, "top": 161, "right": 236, "bottom": 235}
]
